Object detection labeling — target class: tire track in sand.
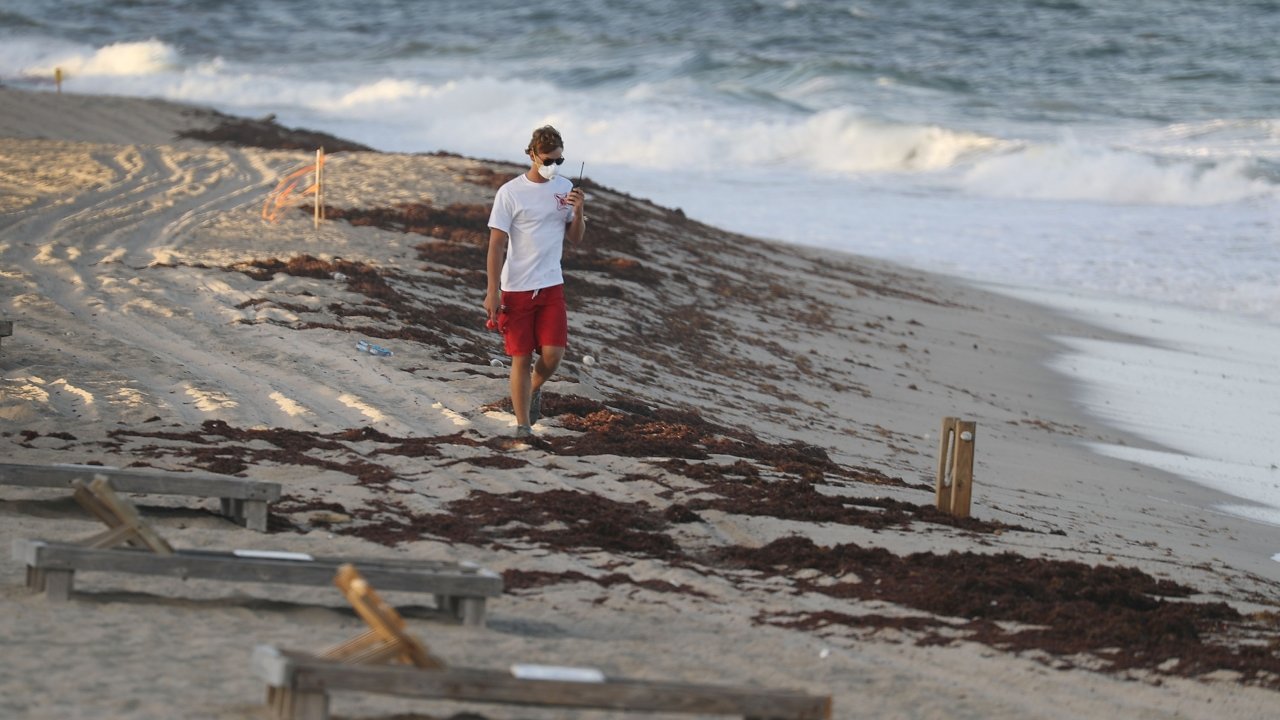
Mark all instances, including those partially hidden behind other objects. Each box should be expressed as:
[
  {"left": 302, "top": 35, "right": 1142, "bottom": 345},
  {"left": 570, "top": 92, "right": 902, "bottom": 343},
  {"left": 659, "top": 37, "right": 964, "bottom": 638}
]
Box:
[{"left": 2, "top": 142, "right": 441, "bottom": 434}]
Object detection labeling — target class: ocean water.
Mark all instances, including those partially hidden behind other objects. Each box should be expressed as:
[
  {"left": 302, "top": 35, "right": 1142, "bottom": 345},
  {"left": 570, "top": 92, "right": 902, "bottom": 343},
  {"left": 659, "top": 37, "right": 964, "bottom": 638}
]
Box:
[
  {"left": 2, "top": 1, "right": 1278, "bottom": 542},
  {"left": 994, "top": 284, "right": 1280, "bottom": 537}
]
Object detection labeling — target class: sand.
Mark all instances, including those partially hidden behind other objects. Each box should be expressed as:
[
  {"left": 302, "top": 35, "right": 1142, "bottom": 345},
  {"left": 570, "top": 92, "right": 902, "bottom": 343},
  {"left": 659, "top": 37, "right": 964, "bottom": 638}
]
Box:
[{"left": 1, "top": 86, "right": 1277, "bottom": 719}]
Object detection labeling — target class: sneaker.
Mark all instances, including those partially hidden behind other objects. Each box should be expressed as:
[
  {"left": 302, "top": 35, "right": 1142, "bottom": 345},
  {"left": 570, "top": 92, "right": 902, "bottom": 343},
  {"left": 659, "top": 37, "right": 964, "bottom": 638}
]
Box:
[
  {"left": 515, "top": 424, "right": 533, "bottom": 439},
  {"left": 529, "top": 388, "right": 542, "bottom": 426}
]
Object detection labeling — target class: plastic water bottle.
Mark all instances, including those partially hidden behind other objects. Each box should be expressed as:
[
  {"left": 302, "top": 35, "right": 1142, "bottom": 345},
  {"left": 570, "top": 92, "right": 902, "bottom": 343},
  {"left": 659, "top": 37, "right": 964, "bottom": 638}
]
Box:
[{"left": 356, "top": 339, "right": 393, "bottom": 357}]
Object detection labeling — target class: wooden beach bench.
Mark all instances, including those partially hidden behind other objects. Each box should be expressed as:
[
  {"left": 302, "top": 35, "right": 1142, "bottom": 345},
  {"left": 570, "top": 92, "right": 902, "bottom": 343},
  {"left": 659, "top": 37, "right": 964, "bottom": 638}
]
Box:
[
  {"left": 253, "top": 647, "right": 831, "bottom": 720},
  {"left": 13, "top": 479, "right": 502, "bottom": 626},
  {"left": 0, "top": 461, "right": 281, "bottom": 531},
  {"left": 253, "top": 565, "right": 830, "bottom": 720}
]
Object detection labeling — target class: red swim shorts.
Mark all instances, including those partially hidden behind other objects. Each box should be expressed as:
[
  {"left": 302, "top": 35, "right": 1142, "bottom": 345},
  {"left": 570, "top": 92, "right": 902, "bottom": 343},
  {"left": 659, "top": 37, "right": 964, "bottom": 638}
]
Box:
[{"left": 499, "top": 284, "right": 567, "bottom": 356}]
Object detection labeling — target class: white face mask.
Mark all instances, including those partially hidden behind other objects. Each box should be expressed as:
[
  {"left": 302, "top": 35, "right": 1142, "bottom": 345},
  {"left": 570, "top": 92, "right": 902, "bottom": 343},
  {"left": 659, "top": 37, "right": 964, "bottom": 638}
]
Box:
[{"left": 537, "top": 162, "right": 559, "bottom": 180}]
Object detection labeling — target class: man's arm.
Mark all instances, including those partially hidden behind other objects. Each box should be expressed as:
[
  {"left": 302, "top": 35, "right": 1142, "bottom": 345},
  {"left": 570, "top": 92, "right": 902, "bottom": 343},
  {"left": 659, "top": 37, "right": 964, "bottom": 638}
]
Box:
[
  {"left": 566, "top": 187, "right": 586, "bottom": 244},
  {"left": 485, "top": 228, "right": 507, "bottom": 323}
]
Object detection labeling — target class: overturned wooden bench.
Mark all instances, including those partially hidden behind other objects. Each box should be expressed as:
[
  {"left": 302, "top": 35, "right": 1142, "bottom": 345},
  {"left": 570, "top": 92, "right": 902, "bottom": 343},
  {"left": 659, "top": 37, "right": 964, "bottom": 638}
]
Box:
[
  {"left": 253, "top": 565, "right": 830, "bottom": 720},
  {"left": 253, "top": 646, "right": 831, "bottom": 720},
  {"left": 0, "top": 462, "right": 281, "bottom": 531},
  {"left": 13, "top": 478, "right": 502, "bottom": 626},
  {"left": 13, "top": 540, "right": 502, "bottom": 625}
]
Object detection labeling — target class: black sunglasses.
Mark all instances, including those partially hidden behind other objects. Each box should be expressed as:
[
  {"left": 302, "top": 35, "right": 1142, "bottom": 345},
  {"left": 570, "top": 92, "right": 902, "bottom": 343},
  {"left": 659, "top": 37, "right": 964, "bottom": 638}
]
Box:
[{"left": 538, "top": 156, "right": 566, "bottom": 166}]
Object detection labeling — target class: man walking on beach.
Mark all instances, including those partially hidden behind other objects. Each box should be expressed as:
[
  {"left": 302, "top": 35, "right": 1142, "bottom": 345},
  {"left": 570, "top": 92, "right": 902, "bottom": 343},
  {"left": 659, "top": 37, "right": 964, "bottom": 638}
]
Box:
[{"left": 486, "top": 125, "right": 586, "bottom": 438}]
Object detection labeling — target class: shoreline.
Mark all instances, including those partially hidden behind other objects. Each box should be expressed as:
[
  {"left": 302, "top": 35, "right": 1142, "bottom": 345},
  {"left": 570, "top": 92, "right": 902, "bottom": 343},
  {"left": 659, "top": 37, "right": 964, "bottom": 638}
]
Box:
[
  {"left": 983, "top": 281, "right": 1280, "bottom": 578},
  {"left": 2, "top": 87, "right": 1279, "bottom": 718}
]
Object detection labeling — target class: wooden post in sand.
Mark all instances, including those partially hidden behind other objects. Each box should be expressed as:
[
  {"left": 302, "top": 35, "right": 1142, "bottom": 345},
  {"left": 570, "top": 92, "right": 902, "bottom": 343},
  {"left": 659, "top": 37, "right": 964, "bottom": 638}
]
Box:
[
  {"left": 935, "top": 417, "right": 977, "bottom": 518},
  {"left": 313, "top": 147, "right": 325, "bottom": 230},
  {"left": 55, "top": 68, "right": 63, "bottom": 94}
]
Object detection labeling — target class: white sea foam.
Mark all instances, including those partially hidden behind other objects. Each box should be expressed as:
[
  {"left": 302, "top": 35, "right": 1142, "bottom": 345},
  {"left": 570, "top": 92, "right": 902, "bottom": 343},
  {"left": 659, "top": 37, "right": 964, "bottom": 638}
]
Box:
[
  {"left": 21, "top": 38, "right": 181, "bottom": 78},
  {"left": 327, "top": 78, "right": 446, "bottom": 110},
  {"left": 1120, "top": 118, "right": 1280, "bottom": 162},
  {"left": 784, "top": 109, "right": 1007, "bottom": 173},
  {"left": 1089, "top": 445, "right": 1280, "bottom": 527},
  {"left": 960, "top": 138, "right": 1278, "bottom": 205}
]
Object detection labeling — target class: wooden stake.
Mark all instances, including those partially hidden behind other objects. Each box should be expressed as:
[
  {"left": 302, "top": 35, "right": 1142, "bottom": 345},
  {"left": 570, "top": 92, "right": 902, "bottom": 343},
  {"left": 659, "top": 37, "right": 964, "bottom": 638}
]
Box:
[
  {"left": 316, "top": 147, "right": 322, "bottom": 220},
  {"left": 55, "top": 68, "right": 62, "bottom": 94},
  {"left": 326, "top": 564, "right": 446, "bottom": 669},
  {"left": 313, "top": 148, "right": 323, "bottom": 230},
  {"left": 950, "top": 421, "right": 976, "bottom": 518},
  {"left": 81, "top": 476, "right": 176, "bottom": 555},
  {"left": 935, "top": 417, "right": 977, "bottom": 518}
]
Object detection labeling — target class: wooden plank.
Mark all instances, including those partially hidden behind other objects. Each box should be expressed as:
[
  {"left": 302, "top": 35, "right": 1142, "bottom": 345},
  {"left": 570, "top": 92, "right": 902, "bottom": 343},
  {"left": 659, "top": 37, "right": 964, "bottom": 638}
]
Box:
[
  {"left": 71, "top": 480, "right": 145, "bottom": 550},
  {"left": 459, "top": 597, "right": 486, "bottom": 628},
  {"left": 220, "top": 497, "right": 242, "bottom": 517},
  {"left": 0, "top": 319, "right": 12, "bottom": 337},
  {"left": 71, "top": 479, "right": 123, "bottom": 528},
  {"left": 435, "top": 594, "right": 461, "bottom": 616},
  {"left": 243, "top": 500, "right": 269, "bottom": 533},
  {"left": 0, "top": 462, "right": 281, "bottom": 501},
  {"left": 320, "top": 556, "right": 489, "bottom": 574},
  {"left": 950, "top": 421, "right": 977, "bottom": 519},
  {"left": 285, "top": 684, "right": 328, "bottom": 720},
  {"left": 83, "top": 524, "right": 141, "bottom": 550},
  {"left": 332, "top": 564, "right": 445, "bottom": 669},
  {"left": 42, "top": 569, "right": 74, "bottom": 601},
  {"left": 13, "top": 541, "right": 503, "bottom": 598},
  {"left": 327, "top": 630, "right": 413, "bottom": 666},
  {"left": 320, "top": 628, "right": 381, "bottom": 661},
  {"left": 87, "top": 477, "right": 175, "bottom": 555},
  {"left": 255, "top": 647, "right": 829, "bottom": 719}
]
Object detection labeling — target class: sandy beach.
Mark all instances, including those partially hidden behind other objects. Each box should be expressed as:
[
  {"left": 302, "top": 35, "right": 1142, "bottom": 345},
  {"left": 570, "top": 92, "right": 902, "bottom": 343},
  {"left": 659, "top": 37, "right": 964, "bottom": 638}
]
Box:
[{"left": 1, "top": 86, "right": 1278, "bottom": 719}]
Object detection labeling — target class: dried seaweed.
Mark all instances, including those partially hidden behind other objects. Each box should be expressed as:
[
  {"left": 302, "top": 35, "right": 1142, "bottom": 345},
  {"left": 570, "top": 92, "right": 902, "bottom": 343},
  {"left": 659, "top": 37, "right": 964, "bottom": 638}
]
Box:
[
  {"left": 406, "top": 488, "right": 682, "bottom": 558},
  {"left": 503, "top": 569, "right": 710, "bottom": 598},
  {"left": 736, "top": 536, "right": 1280, "bottom": 687},
  {"left": 547, "top": 396, "right": 901, "bottom": 487},
  {"left": 685, "top": 476, "right": 1024, "bottom": 534},
  {"left": 177, "top": 113, "right": 373, "bottom": 152},
  {"left": 224, "top": 253, "right": 491, "bottom": 364}
]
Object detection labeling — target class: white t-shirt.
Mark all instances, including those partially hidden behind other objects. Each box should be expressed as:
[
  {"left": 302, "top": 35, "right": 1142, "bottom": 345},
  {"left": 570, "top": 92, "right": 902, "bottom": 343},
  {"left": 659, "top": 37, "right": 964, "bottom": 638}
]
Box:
[{"left": 487, "top": 174, "right": 575, "bottom": 292}]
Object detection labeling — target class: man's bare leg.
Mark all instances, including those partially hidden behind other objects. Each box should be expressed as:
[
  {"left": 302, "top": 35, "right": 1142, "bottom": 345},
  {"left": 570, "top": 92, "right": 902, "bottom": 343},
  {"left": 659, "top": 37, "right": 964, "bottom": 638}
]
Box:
[
  {"left": 532, "top": 346, "right": 565, "bottom": 393},
  {"left": 510, "top": 354, "right": 533, "bottom": 427},
  {"left": 528, "top": 346, "right": 564, "bottom": 427}
]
